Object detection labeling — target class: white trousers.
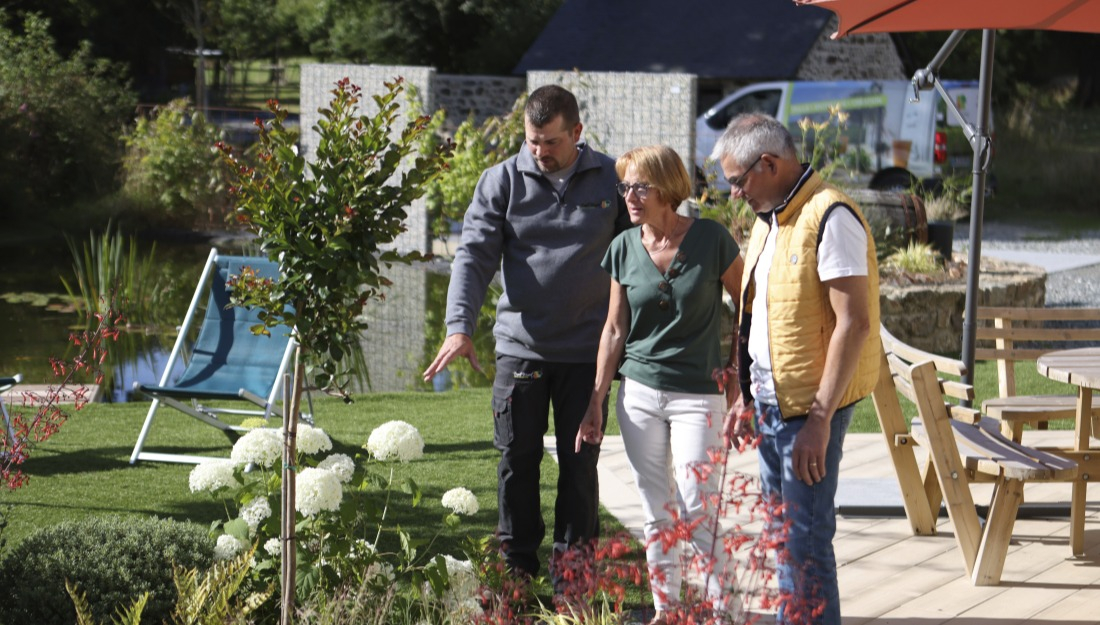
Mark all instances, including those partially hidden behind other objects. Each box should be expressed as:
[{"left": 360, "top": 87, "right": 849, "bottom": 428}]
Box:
[{"left": 617, "top": 377, "right": 731, "bottom": 611}]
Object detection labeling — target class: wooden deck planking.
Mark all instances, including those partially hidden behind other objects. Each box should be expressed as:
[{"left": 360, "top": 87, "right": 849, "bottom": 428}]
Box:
[
  {"left": 583, "top": 428, "right": 1098, "bottom": 623},
  {"left": 874, "top": 522, "right": 1089, "bottom": 623},
  {"left": 830, "top": 431, "right": 1099, "bottom": 624}
]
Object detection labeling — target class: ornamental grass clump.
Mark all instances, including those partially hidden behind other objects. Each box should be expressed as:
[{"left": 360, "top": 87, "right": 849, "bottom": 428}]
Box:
[{"left": 884, "top": 241, "right": 943, "bottom": 275}]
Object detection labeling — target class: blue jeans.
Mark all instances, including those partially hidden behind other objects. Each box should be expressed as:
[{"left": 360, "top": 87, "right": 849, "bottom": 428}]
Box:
[{"left": 757, "top": 402, "right": 853, "bottom": 625}]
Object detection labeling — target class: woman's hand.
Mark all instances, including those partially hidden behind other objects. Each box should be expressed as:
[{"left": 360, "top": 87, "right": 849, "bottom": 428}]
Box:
[
  {"left": 574, "top": 401, "right": 605, "bottom": 452},
  {"left": 723, "top": 394, "right": 755, "bottom": 450}
]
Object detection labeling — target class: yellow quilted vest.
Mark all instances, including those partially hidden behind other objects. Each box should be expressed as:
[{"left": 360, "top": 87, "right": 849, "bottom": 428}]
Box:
[{"left": 739, "top": 171, "right": 881, "bottom": 418}]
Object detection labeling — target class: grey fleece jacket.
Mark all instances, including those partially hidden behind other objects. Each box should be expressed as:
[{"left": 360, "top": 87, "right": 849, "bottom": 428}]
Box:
[{"left": 445, "top": 142, "right": 630, "bottom": 362}]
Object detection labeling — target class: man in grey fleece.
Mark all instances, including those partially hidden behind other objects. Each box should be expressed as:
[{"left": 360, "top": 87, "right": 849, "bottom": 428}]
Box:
[{"left": 423, "top": 85, "right": 629, "bottom": 578}]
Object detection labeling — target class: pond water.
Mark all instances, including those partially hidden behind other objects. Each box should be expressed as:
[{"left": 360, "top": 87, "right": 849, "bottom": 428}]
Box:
[{"left": 0, "top": 235, "right": 495, "bottom": 401}]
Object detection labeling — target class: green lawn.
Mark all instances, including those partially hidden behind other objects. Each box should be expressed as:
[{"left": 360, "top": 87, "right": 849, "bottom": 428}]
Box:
[
  {"left": 0, "top": 388, "right": 638, "bottom": 561},
  {"left": 984, "top": 102, "right": 1100, "bottom": 225}
]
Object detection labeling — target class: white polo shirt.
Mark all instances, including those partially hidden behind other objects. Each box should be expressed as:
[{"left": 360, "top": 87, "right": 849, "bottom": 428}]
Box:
[{"left": 747, "top": 205, "right": 868, "bottom": 406}]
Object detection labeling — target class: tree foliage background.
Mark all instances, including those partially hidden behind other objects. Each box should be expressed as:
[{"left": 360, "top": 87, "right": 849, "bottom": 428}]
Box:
[
  {"left": 895, "top": 30, "right": 1100, "bottom": 107},
  {"left": 6, "top": 1, "right": 1098, "bottom": 107},
  {"left": 0, "top": 11, "right": 135, "bottom": 222}
]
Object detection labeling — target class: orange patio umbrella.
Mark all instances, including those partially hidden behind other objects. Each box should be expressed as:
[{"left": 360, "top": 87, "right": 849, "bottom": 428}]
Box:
[
  {"left": 795, "top": 0, "right": 1100, "bottom": 391},
  {"left": 797, "top": 1, "right": 1100, "bottom": 37}
]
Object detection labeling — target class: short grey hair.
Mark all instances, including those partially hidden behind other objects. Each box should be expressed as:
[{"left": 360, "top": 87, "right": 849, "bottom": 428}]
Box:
[{"left": 710, "top": 113, "right": 797, "bottom": 168}]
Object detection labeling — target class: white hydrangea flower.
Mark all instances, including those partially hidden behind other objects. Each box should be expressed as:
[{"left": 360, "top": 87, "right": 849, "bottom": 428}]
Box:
[
  {"left": 424, "top": 555, "right": 480, "bottom": 620},
  {"left": 240, "top": 496, "right": 272, "bottom": 533},
  {"left": 365, "top": 420, "right": 424, "bottom": 462},
  {"left": 295, "top": 467, "right": 343, "bottom": 517},
  {"left": 230, "top": 428, "right": 282, "bottom": 468},
  {"left": 317, "top": 453, "right": 355, "bottom": 483},
  {"left": 188, "top": 459, "right": 237, "bottom": 493},
  {"left": 441, "top": 487, "right": 479, "bottom": 516},
  {"left": 213, "top": 534, "right": 244, "bottom": 561},
  {"left": 444, "top": 554, "right": 478, "bottom": 594},
  {"left": 294, "top": 423, "right": 333, "bottom": 455},
  {"left": 263, "top": 537, "right": 282, "bottom": 558}
]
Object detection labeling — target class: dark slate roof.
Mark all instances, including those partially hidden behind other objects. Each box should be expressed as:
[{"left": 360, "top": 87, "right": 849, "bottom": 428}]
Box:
[{"left": 513, "top": 0, "right": 834, "bottom": 79}]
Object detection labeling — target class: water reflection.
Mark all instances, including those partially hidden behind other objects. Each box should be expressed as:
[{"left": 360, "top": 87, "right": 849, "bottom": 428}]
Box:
[
  {"left": 0, "top": 242, "right": 498, "bottom": 398},
  {"left": 350, "top": 261, "right": 497, "bottom": 393}
]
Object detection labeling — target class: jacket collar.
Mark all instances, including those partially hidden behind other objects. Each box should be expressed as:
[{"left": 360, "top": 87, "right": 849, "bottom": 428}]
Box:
[
  {"left": 757, "top": 164, "right": 822, "bottom": 225},
  {"left": 516, "top": 141, "right": 596, "bottom": 176}
]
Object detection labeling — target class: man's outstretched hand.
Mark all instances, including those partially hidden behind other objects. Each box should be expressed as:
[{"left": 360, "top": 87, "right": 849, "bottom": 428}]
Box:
[{"left": 422, "top": 333, "right": 482, "bottom": 382}]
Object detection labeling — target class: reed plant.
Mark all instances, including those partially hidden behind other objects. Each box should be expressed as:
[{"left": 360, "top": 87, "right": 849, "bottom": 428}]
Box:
[{"left": 60, "top": 224, "right": 175, "bottom": 329}]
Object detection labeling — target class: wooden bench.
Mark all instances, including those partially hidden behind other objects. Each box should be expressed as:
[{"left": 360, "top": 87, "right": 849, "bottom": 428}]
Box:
[
  {"left": 976, "top": 306, "right": 1100, "bottom": 441},
  {"left": 875, "top": 325, "right": 1079, "bottom": 585}
]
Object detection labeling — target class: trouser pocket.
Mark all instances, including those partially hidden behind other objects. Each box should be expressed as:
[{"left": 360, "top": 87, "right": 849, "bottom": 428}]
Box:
[{"left": 492, "top": 383, "right": 514, "bottom": 448}]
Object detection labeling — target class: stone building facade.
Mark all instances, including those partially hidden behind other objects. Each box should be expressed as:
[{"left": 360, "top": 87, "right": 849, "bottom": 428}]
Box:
[{"left": 795, "top": 16, "right": 907, "bottom": 81}]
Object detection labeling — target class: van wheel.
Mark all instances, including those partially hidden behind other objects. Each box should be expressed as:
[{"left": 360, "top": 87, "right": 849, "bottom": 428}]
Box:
[{"left": 869, "top": 168, "right": 916, "bottom": 192}]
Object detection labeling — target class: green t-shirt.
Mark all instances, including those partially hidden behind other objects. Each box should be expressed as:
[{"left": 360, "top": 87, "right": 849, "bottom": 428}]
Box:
[{"left": 601, "top": 218, "right": 739, "bottom": 394}]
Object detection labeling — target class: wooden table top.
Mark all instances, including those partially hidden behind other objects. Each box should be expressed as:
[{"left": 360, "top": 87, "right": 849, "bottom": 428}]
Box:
[{"left": 1036, "top": 347, "right": 1100, "bottom": 389}]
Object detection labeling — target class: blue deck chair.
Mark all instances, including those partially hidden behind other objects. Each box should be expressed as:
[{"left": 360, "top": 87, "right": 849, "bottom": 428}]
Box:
[
  {"left": 130, "top": 249, "right": 297, "bottom": 464},
  {"left": 1, "top": 374, "right": 23, "bottom": 461}
]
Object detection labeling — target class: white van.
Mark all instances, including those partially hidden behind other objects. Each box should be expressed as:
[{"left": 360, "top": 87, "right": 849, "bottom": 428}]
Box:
[{"left": 695, "top": 80, "right": 985, "bottom": 191}]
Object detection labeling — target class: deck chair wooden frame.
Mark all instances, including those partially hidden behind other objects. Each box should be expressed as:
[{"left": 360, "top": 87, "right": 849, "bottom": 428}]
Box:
[
  {"left": 977, "top": 306, "right": 1100, "bottom": 441},
  {"left": 129, "top": 249, "right": 297, "bottom": 465}
]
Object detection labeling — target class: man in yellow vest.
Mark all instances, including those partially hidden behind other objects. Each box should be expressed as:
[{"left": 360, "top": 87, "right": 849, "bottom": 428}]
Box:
[{"left": 713, "top": 113, "right": 881, "bottom": 625}]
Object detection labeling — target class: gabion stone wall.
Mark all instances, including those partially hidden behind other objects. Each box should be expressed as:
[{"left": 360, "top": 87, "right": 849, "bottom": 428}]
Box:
[
  {"left": 299, "top": 64, "right": 435, "bottom": 256},
  {"left": 353, "top": 262, "right": 428, "bottom": 394},
  {"left": 796, "top": 16, "right": 906, "bottom": 80},
  {"left": 527, "top": 70, "right": 698, "bottom": 179},
  {"left": 433, "top": 74, "right": 526, "bottom": 133}
]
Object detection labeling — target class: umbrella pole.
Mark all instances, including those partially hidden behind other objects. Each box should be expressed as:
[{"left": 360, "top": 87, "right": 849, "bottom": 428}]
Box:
[{"left": 960, "top": 29, "right": 997, "bottom": 398}]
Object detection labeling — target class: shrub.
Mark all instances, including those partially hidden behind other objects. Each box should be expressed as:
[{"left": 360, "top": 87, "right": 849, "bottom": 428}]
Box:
[
  {"left": 0, "top": 515, "right": 213, "bottom": 625},
  {"left": 219, "top": 76, "right": 447, "bottom": 395},
  {"left": 422, "top": 95, "right": 526, "bottom": 243},
  {"left": 119, "top": 98, "right": 233, "bottom": 228}
]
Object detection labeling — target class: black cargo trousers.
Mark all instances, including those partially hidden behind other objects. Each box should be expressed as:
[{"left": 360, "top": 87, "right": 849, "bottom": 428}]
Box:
[{"left": 492, "top": 353, "right": 608, "bottom": 577}]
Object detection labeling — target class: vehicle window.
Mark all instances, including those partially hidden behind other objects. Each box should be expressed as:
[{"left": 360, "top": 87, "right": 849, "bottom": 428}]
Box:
[{"left": 706, "top": 89, "right": 782, "bottom": 130}]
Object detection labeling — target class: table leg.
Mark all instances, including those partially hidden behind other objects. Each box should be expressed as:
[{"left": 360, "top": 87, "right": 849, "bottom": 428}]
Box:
[{"left": 1071, "top": 386, "right": 1092, "bottom": 557}]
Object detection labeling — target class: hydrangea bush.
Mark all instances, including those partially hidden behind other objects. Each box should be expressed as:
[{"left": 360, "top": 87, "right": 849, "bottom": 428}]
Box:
[{"left": 188, "top": 419, "right": 482, "bottom": 620}]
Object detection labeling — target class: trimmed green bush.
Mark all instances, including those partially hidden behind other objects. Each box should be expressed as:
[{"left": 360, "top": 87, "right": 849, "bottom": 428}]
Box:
[{"left": 0, "top": 515, "right": 213, "bottom": 625}]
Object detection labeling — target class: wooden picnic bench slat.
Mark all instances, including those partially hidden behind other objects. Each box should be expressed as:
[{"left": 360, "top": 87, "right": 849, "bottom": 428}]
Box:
[
  {"left": 910, "top": 417, "right": 1077, "bottom": 481},
  {"left": 977, "top": 307, "right": 1100, "bottom": 322}
]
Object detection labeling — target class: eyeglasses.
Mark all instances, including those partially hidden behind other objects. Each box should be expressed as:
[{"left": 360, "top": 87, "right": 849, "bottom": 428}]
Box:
[
  {"left": 727, "top": 155, "right": 763, "bottom": 192},
  {"left": 616, "top": 181, "right": 651, "bottom": 199}
]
